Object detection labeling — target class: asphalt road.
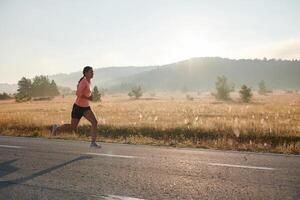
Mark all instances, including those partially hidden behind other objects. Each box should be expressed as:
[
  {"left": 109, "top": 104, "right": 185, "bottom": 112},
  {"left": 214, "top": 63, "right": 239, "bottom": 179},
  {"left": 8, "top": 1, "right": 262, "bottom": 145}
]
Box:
[{"left": 0, "top": 136, "right": 299, "bottom": 200}]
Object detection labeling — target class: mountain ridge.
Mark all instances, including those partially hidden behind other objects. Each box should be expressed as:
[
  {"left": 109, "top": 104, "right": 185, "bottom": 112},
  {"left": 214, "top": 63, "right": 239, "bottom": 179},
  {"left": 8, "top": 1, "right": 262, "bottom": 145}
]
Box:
[{"left": 1, "top": 57, "right": 299, "bottom": 93}]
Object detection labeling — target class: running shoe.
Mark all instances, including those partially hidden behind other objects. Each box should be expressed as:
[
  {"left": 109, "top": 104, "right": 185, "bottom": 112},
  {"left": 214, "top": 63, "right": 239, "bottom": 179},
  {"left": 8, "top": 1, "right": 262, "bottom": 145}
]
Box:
[
  {"left": 90, "top": 142, "right": 101, "bottom": 148},
  {"left": 51, "top": 124, "right": 59, "bottom": 135}
]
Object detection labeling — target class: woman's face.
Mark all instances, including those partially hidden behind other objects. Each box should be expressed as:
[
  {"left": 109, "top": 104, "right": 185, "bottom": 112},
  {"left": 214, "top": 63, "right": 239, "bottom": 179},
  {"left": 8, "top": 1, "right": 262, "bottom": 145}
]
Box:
[{"left": 85, "top": 68, "right": 94, "bottom": 79}]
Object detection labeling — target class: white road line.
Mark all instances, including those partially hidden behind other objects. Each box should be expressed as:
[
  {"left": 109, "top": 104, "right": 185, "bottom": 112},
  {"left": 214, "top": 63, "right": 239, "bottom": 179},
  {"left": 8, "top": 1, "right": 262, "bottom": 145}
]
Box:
[
  {"left": 91, "top": 194, "right": 144, "bottom": 200},
  {"left": 103, "top": 195, "right": 145, "bottom": 200},
  {"left": 85, "top": 153, "right": 138, "bottom": 159},
  {"left": 0, "top": 144, "right": 23, "bottom": 149},
  {"left": 207, "top": 162, "right": 275, "bottom": 170}
]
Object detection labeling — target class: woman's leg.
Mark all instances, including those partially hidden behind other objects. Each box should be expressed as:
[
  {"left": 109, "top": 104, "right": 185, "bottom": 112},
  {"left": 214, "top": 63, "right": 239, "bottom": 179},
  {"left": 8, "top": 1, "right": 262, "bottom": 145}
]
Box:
[
  {"left": 83, "top": 110, "right": 98, "bottom": 143},
  {"left": 53, "top": 118, "right": 80, "bottom": 134}
]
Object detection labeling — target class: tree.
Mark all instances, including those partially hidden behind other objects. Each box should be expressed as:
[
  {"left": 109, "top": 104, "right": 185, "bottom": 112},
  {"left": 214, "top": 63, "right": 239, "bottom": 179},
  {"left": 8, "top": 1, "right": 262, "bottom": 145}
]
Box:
[
  {"left": 15, "top": 76, "right": 59, "bottom": 102},
  {"left": 0, "top": 92, "right": 12, "bottom": 100},
  {"left": 258, "top": 80, "right": 268, "bottom": 95},
  {"left": 213, "top": 76, "right": 234, "bottom": 100},
  {"left": 128, "top": 86, "right": 143, "bottom": 99},
  {"left": 49, "top": 80, "right": 60, "bottom": 97},
  {"left": 32, "top": 76, "right": 50, "bottom": 97},
  {"left": 92, "top": 86, "right": 101, "bottom": 102},
  {"left": 239, "top": 85, "right": 252, "bottom": 103},
  {"left": 15, "top": 77, "right": 32, "bottom": 102},
  {"left": 31, "top": 76, "right": 59, "bottom": 98}
]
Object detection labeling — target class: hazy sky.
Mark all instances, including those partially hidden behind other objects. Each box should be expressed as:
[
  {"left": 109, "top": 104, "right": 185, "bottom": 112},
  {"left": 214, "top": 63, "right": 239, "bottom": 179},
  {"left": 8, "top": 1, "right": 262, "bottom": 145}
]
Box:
[{"left": 0, "top": 0, "right": 299, "bottom": 83}]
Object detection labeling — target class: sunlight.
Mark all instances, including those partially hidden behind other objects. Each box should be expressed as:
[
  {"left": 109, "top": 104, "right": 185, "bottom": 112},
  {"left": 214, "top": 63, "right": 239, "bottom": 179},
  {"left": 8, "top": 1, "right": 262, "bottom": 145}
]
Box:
[
  {"left": 176, "top": 30, "right": 209, "bottom": 57},
  {"left": 165, "top": 30, "right": 225, "bottom": 62}
]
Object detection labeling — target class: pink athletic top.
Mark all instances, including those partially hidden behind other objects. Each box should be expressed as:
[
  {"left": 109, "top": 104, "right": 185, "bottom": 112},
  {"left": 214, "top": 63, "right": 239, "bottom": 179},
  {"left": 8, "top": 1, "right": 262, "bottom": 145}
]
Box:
[{"left": 75, "top": 78, "right": 92, "bottom": 107}]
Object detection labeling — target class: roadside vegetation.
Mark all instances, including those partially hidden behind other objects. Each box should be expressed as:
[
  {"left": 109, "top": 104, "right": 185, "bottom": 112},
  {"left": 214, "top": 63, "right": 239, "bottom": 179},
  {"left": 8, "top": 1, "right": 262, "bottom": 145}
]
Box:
[
  {"left": 0, "top": 75, "right": 299, "bottom": 154},
  {"left": 0, "top": 92, "right": 299, "bottom": 154}
]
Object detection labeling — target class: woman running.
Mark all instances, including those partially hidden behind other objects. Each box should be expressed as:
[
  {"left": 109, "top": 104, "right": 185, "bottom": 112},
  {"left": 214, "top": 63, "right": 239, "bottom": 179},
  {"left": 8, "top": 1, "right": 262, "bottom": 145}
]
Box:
[{"left": 52, "top": 66, "right": 100, "bottom": 148}]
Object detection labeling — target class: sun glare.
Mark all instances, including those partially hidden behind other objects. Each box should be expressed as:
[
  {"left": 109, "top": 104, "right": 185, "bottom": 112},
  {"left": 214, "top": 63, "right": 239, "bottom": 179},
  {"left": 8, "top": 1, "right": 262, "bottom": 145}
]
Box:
[{"left": 167, "top": 30, "right": 224, "bottom": 61}]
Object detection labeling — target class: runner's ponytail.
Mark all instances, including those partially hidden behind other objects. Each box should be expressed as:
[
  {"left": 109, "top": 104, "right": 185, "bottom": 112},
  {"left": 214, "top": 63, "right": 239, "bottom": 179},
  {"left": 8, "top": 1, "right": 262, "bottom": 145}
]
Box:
[
  {"left": 77, "top": 76, "right": 85, "bottom": 88},
  {"left": 77, "top": 66, "right": 92, "bottom": 88}
]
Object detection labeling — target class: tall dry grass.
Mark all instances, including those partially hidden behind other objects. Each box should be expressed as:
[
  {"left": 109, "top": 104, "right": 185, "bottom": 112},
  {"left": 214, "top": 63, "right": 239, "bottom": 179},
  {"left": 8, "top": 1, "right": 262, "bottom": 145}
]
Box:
[{"left": 0, "top": 92, "right": 299, "bottom": 153}]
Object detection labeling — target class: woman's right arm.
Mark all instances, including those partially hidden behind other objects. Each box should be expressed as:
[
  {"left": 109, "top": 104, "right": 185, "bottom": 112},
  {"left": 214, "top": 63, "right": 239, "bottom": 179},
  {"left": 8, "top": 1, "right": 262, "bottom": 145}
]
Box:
[{"left": 81, "top": 95, "right": 93, "bottom": 101}]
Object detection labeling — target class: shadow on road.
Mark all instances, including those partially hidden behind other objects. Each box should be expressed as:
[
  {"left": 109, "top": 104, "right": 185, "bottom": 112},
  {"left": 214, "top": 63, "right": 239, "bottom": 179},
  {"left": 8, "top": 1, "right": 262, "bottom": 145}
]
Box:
[
  {"left": 0, "top": 155, "right": 92, "bottom": 190},
  {"left": 0, "top": 159, "right": 19, "bottom": 178}
]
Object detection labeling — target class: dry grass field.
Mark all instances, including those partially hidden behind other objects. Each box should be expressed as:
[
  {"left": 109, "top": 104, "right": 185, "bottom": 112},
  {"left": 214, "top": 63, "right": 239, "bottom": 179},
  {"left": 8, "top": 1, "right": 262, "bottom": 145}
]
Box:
[{"left": 0, "top": 92, "right": 299, "bottom": 154}]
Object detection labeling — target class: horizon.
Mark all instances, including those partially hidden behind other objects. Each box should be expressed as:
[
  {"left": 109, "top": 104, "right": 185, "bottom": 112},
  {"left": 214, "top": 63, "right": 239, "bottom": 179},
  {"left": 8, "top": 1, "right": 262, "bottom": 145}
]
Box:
[
  {"left": 1, "top": 0, "right": 300, "bottom": 84},
  {"left": 1, "top": 56, "right": 299, "bottom": 85},
  {"left": 1, "top": 56, "right": 300, "bottom": 85}
]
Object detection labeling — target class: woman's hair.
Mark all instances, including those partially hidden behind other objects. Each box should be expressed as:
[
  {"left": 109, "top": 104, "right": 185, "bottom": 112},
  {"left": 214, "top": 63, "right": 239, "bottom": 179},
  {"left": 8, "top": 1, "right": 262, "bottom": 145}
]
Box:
[{"left": 77, "top": 66, "right": 92, "bottom": 88}]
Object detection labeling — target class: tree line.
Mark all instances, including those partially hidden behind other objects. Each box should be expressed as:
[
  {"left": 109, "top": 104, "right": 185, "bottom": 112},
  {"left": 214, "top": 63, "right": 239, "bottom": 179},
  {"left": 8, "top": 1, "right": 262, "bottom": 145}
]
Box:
[
  {"left": 127, "top": 76, "right": 272, "bottom": 103},
  {"left": 0, "top": 92, "right": 13, "bottom": 100},
  {"left": 15, "top": 76, "right": 60, "bottom": 102},
  {"left": 13, "top": 75, "right": 102, "bottom": 102},
  {"left": 0, "top": 75, "right": 277, "bottom": 103},
  {"left": 212, "top": 76, "right": 271, "bottom": 103}
]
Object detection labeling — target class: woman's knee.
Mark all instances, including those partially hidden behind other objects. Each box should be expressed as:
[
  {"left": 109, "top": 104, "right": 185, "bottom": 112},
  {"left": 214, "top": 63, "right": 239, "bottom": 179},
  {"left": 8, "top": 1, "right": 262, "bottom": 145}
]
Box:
[
  {"left": 70, "top": 119, "right": 79, "bottom": 130},
  {"left": 70, "top": 122, "right": 78, "bottom": 130},
  {"left": 93, "top": 119, "right": 98, "bottom": 127},
  {"left": 90, "top": 118, "right": 98, "bottom": 127}
]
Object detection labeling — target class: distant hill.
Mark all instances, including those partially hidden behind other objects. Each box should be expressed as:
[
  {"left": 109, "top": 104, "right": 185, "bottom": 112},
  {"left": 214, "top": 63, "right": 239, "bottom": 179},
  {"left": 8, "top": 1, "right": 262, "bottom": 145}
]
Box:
[
  {"left": 48, "top": 66, "right": 157, "bottom": 89},
  {"left": 0, "top": 83, "right": 18, "bottom": 94},
  {"left": 108, "top": 57, "right": 300, "bottom": 92},
  {"left": 1, "top": 57, "right": 299, "bottom": 93}
]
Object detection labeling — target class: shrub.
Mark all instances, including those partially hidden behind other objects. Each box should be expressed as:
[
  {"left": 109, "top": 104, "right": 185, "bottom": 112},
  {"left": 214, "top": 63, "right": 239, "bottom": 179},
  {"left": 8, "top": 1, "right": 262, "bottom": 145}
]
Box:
[
  {"left": 212, "top": 76, "right": 234, "bottom": 100},
  {"left": 128, "top": 86, "right": 143, "bottom": 99},
  {"left": 0, "top": 92, "right": 12, "bottom": 100},
  {"left": 15, "top": 93, "right": 31, "bottom": 102},
  {"left": 33, "top": 97, "right": 53, "bottom": 101},
  {"left": 239, "top": 85, "right": 252, "bottom": 103},
  {"left": 92, "top": 86, "right": 101, "bottom": 102},
  {"left": 186, "top": 94, "right": 194, "bottom": 101},
  {"left": 258, "top": 80, "right": 272, "bottom": 95}
]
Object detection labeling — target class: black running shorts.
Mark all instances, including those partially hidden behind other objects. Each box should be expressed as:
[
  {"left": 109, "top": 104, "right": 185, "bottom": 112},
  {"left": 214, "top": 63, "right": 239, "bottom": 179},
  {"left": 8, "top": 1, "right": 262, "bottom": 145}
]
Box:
[{"left": 71, "top": 104, "right": 91, "bottom": 120}]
